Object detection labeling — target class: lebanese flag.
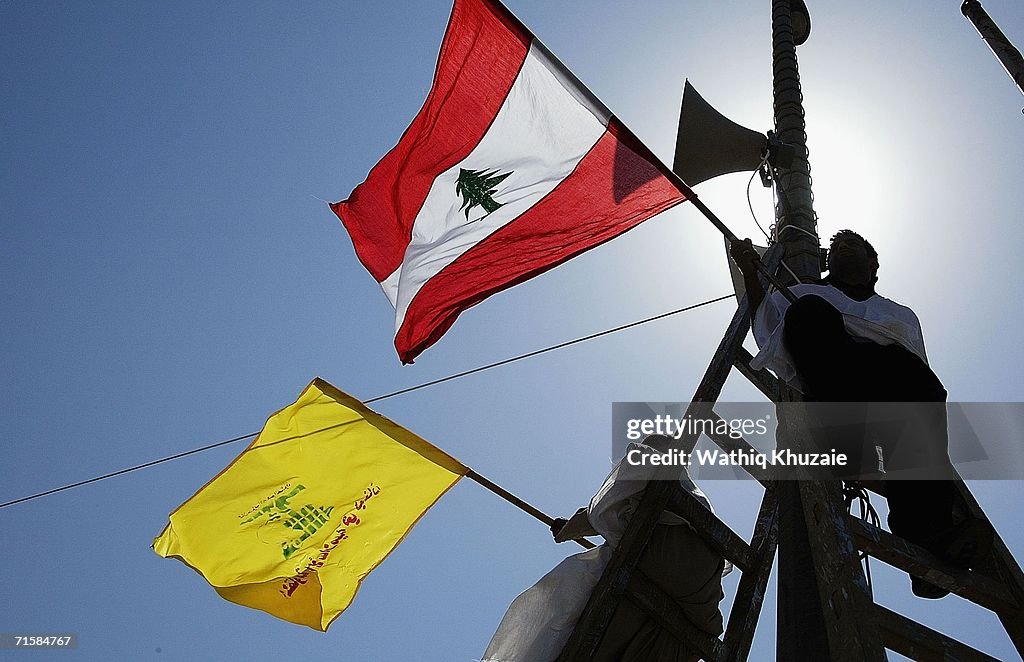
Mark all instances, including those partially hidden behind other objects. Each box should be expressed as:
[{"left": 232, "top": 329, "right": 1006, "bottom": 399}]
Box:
[{"left": 331, "top": 0, "right": 691, "bottom": 363}]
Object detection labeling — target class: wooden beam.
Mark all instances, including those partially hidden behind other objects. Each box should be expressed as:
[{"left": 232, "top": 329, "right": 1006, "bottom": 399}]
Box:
[
  {"left": 704, "top": 409, "right": 771, "bottom": 485},
  {"left": 782, "top": 413, "right": 887, "bottom": 661},
  {"left": 847, "top": 516, "right": 1019, "bottom": 614},
  {"left": 794, "top": 476, "right": 886, "bottom": 661},
  {"left": 723, "top": 484, "right": 779, "bottom": 662},
  {"left": 732, "top": 347, "right": 799, "bottom": 402},
  {"left": 625, "top": 571, "right": 727, "bottom": 662},
  {"left": 953, "top": 481, "right": 1024, "bottom": 655},
  {"left": 855, "top": 478, "right": 1024, "bottom": 655},
  {"left": 876, "top": 605, "right": 1002, "bottom": 662},
  {"left": 666, "top": 486, "right": 755, "bottom": 572}
]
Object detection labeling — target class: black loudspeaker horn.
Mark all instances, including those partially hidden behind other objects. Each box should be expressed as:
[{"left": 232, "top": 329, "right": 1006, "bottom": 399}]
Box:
[{"left": 673, "top": 80, "right": 768, "bottom": 187}]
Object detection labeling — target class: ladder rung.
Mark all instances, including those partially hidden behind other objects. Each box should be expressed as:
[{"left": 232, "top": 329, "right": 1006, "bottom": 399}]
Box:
[
  {"left": 875, "top": 604, "right": 1002, "bottom": 662},
  {"left": 626, "top": 570, "right": 726, "bottom": 662},
  {"left": 666, "top": 485, "right": 755, "bottom": 572},
  {"left": 847, "top": 516, "right": 1021, "bottom": 615},
  {"left": 855, "top": 482, "right": 1024, "bottom": 630},
  {"left": 953, "top": 482, "right": 1024, "bottom": 654},
  {"left": 732, "top": 347, "right": 799, "bottom": 402}
]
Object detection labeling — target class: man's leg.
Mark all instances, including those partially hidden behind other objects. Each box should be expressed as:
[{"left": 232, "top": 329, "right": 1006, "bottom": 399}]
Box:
[
  {"left": 591, "top": 524, "right": 723, "bottom": 662},
  {"left": 861, "top": 345, "right": 954, "bottom": 544},
  {"left": 783, "top": 295, "right": 860, "bottom": 399},
  {"left": 780, "top": 296, "right": 982, "bottom": 597},
  {"left": 783, "top": 295, "right": 871, "bottom": 475},
  {"left": 851, "top": 344, "right": 991, "bottom": 597}
]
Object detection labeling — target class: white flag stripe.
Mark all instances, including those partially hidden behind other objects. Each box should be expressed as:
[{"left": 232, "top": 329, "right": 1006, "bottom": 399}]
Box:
[
  {"left": 380, "top": 265, "right": 402, "bottom": 308},
  {"left": 530, "top": 39, "right": 612, "bottom": 128},
  {"left": 391, "top": 40, "right": 610, "bottom": 330}
]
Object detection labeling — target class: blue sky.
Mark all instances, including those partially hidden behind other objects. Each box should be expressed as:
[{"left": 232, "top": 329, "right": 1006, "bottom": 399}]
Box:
[{"left": 2, "top": 1, "right": 1023, "bottom": 660}]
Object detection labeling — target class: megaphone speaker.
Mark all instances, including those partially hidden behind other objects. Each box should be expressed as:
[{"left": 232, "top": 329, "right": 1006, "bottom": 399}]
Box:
[{"left": 673, "top": 80, "right": 768, "bottom": 187}]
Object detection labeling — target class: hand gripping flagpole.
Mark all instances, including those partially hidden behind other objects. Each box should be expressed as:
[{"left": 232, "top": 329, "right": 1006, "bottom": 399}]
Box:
[
  {"left": 602, "top": 120, "right": 800, "bottom": 302},
  {"left": 682, "top": 188, "right": 799, "bottom": 304}
]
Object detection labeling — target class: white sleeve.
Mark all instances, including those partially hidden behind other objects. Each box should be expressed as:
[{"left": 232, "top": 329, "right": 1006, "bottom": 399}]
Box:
[
  {"left": 752, "top": 290, "right": 790, "bottom": 350},
  {"left": 586, "top": 443, "right": 652, "bottom": 544},
  {"left": 905, "top": 308, "right": 928, "bottom": 363},
  {"left": 586, "top": 443, "right": 715, "bottom": 545}
]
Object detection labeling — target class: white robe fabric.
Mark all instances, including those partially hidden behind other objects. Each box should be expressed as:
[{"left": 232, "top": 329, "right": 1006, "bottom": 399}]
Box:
[
  {"left": 750, "top": 283, "right": 928, "bottom": 386},
  {"left": 481, "top": 443, "right": 715, "bottom": 662}
]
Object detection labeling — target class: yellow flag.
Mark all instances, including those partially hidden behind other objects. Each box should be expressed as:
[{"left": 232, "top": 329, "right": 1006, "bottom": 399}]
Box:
[{"left": 153, "top": 378, "right": 467, "bottom": 631}]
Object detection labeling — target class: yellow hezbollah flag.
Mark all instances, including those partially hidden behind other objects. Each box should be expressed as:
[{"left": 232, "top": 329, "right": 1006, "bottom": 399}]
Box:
[{"left": 153, "top": 378, "right": 467, "bottom": 631}]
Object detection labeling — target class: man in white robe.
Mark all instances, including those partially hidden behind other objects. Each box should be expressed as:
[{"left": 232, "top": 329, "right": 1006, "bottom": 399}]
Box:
[
  {"left": 482, "top": 437, "right": 725, "bottom": 661},
  {"left": 731, "top": 230, "right": 990, "bottom": 598}
]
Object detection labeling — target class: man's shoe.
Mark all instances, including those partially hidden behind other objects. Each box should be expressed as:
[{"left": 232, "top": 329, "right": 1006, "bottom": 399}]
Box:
[
  {"left": 910, "top": 518, "right": 994, "bottom": 600},
  {"left": 942, "top": 518, "right": 994, "bottom": 570}
]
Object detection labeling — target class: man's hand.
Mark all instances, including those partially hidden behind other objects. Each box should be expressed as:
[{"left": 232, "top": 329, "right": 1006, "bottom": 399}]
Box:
[
  {"left": 730, "top": 238, "right": 759, "bottom": 276},
  {"left": 552, "top": 507, "right": 597, "bottom": 543},
  {"left": 549, "top": 517, "right": 568, "bottom": 540},
  {"left": 729, "top": 238, "right": 767, "bottom": 317}
]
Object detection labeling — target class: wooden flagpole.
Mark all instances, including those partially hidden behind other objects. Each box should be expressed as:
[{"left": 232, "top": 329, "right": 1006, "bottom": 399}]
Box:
[{"left": 466, "top": 469, "right": 597, "bottom": 550}]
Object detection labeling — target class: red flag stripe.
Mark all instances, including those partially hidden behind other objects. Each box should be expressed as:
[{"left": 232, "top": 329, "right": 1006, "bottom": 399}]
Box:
[
  {"left": 332, "top": 0, "right": 531, "bottom": 282},
  {"left": 394, "top": 121, "right": 688, "bottom": 363}
]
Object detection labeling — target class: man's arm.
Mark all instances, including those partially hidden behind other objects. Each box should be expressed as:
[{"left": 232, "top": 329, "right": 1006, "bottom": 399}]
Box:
[
  {"left": 551, "top": 507, "right": 598, "bottom": 543},
  {"left": 730, "top": 238, "right": 766, "bottom": 317}
]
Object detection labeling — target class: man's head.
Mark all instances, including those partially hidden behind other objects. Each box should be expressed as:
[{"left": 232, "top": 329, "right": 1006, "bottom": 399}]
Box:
[{"left": 827, "top": 230, "right": 878, "bottom": 287}]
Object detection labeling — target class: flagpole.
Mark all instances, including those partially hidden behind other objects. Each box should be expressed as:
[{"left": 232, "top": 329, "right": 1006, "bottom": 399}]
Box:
[
  {"left": 683, "top": 191, "right": 799, "bottom": 303},
  {"left": 465, "top": 469, "right": 597, "bottom": 550},
  {"left": 601, "top": 114, "right": 799, "bottom": 302},
  {"left": 491, "top": 0, "right": 795, "bottom": 304}
]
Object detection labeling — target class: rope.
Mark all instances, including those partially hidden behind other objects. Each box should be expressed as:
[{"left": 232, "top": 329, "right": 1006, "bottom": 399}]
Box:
[
  {"left": 843, "top": 481, "right": 880, "bottom": 596},
  {"left": 744, "top": 155, "right": 807, "bottom": 287},
  {"left": 779, "top": 260, "right": 805, "bottom": 286},
  {"left": 746, "top": 151, "right": 774, "bottom": 244},
  {"left": 776, "top": 223, "right": 819, "bottom": 241},
  {"left": 0, "top": 293, "right": 734, "bottom": 511},
  {"left": 766, "top": 163, "right": 821, "bottom": 287},
  {"left": 770, "top": 163, "right": 820, "bottom": 248}
]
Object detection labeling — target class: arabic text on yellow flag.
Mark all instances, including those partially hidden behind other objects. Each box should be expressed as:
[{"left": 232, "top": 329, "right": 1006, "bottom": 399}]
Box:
[{"left": 153, "top": 378, "right": 467, "bottom": 631}]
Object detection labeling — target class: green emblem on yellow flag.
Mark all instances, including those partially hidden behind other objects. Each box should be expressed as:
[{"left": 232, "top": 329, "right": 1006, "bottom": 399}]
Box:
[
  {"left": 238, "top": 484, "right": 336, "bottom": 560},
  {"left": 153, "top": 378, "right": 467, "bottom": 631}
]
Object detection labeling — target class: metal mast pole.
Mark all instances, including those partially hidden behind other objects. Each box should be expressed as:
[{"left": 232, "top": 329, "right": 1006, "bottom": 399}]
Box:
[
  {"left": 961, "top": 0, "right": 1024, "bottom": 99},
  {"left": 770, "top": 1, "right": 829, "bottom": 660},
  {"left": 771, "top": 0, "right": 819, "bottom": 277}
]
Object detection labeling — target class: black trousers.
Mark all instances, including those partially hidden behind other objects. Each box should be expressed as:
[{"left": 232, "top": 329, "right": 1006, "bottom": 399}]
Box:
[{"left": 782, "top": 294, "right": 955, "bottom": 551}]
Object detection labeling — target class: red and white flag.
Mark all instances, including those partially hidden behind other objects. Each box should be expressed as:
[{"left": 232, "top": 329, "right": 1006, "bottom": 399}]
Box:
[{"left": 332, "top": 0, "right": 690, "bottom": 363}]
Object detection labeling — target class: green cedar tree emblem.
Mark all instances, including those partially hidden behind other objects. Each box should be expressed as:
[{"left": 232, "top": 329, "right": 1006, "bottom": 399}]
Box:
[{"left": 455, "top": 167, "right": 512, "bottom": 220}]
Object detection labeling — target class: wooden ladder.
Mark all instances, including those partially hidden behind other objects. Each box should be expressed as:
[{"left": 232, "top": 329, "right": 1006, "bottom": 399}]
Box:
[{"left": 555, "top": 245, "right": 1024, "bottom": 661}]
